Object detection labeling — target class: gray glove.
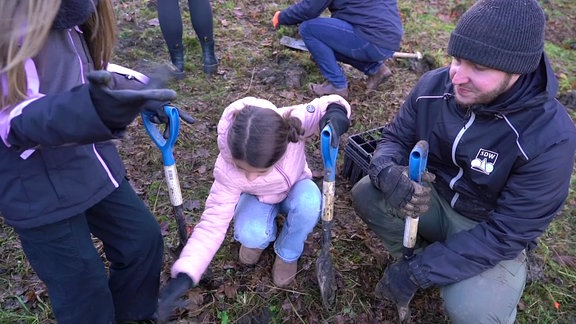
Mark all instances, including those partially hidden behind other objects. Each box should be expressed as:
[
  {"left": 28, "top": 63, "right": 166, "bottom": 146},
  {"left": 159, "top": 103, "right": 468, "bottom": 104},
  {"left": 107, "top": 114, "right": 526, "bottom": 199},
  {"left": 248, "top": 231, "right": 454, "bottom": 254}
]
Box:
[
  {"left": 87, "top": 70, "right": 177, "bottom": 130},
  {"left": 372, "top": 165, "right": 435, "bottom": 217},
  {"left": 402, "top": 170, "right": 435, "bottom": 218}
]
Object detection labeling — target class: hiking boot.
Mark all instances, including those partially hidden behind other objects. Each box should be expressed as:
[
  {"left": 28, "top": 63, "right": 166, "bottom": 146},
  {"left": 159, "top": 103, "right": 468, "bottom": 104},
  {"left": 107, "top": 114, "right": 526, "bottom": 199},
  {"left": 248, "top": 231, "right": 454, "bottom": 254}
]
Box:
[
  {"left": 239, "top": 245, "right": 264, "bottom": 265},
  {"left": 200, "top": 39, "right": 218, "bottom": 75},
  {"left": 366, "top": 64, "right": 392, "bottom": 90},
  {"left": 309, "top": 81, "right": 348, "bottom": 99},
  {"left": 272, "top": 256, "right": 297, "bottom": 287}
]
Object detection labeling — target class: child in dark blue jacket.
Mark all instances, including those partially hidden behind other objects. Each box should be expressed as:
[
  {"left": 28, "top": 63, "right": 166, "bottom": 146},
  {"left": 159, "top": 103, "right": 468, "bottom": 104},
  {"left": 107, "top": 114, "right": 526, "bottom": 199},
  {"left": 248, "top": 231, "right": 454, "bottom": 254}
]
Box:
[{"left": 0, "top": 1, "right": 189, "bottom": 323}]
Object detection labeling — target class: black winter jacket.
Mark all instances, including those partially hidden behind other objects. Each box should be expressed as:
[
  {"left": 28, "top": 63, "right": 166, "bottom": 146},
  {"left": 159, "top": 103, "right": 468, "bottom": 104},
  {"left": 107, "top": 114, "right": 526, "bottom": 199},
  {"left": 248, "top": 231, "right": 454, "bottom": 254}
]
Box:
[
  {"left": 369, "top": 53, "right": 576, "bottom": 287},
  {"left": 278, "top": 0, "right": 402, "bottom": 51},
  {"left": 0, "top": 28, "right": 143, "bottom": 229}
]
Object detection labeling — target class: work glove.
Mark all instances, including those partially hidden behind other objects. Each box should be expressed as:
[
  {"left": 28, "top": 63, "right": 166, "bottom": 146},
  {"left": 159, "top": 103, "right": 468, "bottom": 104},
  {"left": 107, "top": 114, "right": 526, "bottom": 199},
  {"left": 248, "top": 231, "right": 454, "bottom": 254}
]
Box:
[
  {"left": 156, "top": 273, "right": 195, "bottom": 323},
  {"left": 143, "top": 103, "right": 196, "bottom": 139},
  {"left": 141, "top": 63, "right": 196, "bottom": 131},
  {"left": 87, "top": 70, "right": 176, "bottom": 130},
  {"left": 272, "top": 11, "right": 281, "bottom": 28},
  {"left": 375, "top": 259, "right": 420, "bottom": 322},
  {"left": 372, "top": 165, "right": 435, "bottom": 217},
  {"left": 318, "top": 103, "right": 350, "bottom": 147},
  {"left": 403, "top": 170, "right": 435, "bottom": 218}
]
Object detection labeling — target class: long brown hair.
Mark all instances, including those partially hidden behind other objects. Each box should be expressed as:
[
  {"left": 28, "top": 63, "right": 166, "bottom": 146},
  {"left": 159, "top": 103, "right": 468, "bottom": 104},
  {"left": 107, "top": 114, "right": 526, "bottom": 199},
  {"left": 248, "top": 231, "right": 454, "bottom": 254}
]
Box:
[
  {"left": 0, "top": 0, "right": 117, "bottom": 112},
  {"left": 228, "top": 106, "right": 304, "bottom": 168}
]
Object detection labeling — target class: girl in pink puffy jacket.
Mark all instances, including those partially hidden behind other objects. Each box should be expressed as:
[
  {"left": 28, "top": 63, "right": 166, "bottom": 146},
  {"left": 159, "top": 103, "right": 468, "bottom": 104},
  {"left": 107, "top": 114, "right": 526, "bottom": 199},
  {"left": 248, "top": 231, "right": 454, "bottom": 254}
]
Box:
[{"left": 166, "top": 95, "right": 350, "bottom": 300}]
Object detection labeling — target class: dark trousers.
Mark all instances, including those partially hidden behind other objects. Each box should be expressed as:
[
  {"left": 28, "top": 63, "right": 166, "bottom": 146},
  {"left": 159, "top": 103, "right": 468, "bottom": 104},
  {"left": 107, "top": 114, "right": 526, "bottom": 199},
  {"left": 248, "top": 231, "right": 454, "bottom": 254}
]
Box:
[
  {"left": 15, "top": 178, "right": 164, "bottom": 324},
  {"left": 351, "top": 176, "right": 526, "bottom": 323}
]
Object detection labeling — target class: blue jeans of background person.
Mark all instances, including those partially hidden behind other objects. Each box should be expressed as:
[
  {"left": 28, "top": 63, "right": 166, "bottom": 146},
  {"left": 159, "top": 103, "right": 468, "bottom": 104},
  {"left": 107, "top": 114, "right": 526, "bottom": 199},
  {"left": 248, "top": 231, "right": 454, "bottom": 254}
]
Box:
[
  {"left": 351, "top": 176, "right": 526, "bottom": 324},
  {"left": 233, "top": 179, "right": 321, "bottom": 263},
  {"left": 299, "top": 17, "right": 396, "bottom": 89},
  {"left": 15, "top": 178, "right": 164, "bottom": 324}
]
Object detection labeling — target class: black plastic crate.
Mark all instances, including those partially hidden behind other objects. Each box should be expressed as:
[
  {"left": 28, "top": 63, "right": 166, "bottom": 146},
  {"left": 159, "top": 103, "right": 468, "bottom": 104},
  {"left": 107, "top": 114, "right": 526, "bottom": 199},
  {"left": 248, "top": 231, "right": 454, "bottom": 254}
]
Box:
[{"left": 341, "top": 127, "right": 385, "bottom": 185}]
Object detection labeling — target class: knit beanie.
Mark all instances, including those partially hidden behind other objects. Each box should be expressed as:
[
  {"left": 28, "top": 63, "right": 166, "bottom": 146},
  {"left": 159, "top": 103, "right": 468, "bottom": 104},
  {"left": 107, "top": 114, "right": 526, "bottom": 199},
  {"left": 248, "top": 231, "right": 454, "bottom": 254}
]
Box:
[{"left": 447, "top": 0, "right": 545, "bottom": 74}]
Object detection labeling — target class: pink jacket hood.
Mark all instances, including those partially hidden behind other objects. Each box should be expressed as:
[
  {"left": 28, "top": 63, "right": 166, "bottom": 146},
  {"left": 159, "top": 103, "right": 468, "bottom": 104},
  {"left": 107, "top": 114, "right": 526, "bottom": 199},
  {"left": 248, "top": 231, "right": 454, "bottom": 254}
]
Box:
[{"left": 172, "top": 95, "right": 351, "bottom": 283}]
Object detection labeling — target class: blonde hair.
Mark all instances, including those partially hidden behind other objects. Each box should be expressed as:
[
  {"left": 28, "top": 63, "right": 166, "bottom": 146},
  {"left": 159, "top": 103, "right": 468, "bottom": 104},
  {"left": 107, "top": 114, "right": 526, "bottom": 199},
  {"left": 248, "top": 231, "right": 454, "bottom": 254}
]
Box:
[{"left": 0, "top": 0, "right": 117, "bottom": 111}]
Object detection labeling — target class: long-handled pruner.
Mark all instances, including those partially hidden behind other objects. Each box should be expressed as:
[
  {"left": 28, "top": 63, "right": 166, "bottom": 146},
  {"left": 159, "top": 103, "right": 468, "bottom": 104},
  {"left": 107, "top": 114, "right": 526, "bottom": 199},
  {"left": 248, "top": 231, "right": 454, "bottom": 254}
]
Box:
[
  {"left": 316, "top": 123, "right": 339, "bottom": 310},
  {"left": 142, "top": 106, "right": 188, "bottom": 255}
]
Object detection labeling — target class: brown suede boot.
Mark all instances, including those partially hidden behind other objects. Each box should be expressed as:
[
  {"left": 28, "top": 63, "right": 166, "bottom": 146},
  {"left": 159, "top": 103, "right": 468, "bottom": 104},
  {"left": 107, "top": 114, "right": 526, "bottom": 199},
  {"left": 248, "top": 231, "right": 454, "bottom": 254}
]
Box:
[
  {"left": 309, "top": 81, "right": 349, "bottom": 99},
  {"left": 239, "top": 245, "right": 264, "bottom": 265},
  {"left": 366, "top": 64, "right": 392, "bottom": 90},
  {"left": 272, "top": 256, "right": 297, "bottom": 287}
]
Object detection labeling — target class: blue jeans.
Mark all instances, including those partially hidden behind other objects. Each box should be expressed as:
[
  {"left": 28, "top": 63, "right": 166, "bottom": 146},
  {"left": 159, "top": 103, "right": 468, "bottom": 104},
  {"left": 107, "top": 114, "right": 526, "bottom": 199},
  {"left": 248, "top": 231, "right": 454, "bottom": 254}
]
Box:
[
  {"left": 299, "top": 17, "right": 395, "bottom": 88},
  {"left": 233, "top": 179, "right": 321, "bottom": 263},
  {"left": 351, "top": 176, "right": 526, "bottom": 323},
  {"left": 14, "top": 178, "right": 164, "bottom": 324}
]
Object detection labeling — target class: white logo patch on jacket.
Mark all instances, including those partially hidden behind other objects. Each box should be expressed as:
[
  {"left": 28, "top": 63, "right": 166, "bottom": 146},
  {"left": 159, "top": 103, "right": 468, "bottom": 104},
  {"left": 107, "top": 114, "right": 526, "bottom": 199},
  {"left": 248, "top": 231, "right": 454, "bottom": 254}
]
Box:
[{"left": 471, "top": 149, "right": 498, "bottom": 175}]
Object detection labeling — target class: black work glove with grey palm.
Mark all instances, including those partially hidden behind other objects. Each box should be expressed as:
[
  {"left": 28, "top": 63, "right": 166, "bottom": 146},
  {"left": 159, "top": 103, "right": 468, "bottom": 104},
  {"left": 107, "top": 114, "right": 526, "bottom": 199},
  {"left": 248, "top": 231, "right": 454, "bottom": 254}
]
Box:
[
  {"left": 87, "top": 70, "right": 193, "bottom": 134},
  {"left": 370, "top": 164, "right": 435, "bottom": 218},
  {"left": 376, "top": 259, "right": 420, "bottom": 321},
  {"left": 319, "top": 103, "right": 350, "bottom": 147},
  {"left": 156, "top": 273, "right": 195, "bottom": 323},
  {"left": 139, "top": 66, "right": 196, "bottom": 136}
]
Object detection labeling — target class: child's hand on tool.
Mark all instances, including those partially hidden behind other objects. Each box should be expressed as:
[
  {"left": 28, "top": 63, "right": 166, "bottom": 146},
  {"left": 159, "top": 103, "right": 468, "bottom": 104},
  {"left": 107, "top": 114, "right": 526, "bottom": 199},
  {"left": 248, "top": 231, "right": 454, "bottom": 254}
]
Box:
[{"left": 319, "top": 103, "right": 350, "bottom": 147}]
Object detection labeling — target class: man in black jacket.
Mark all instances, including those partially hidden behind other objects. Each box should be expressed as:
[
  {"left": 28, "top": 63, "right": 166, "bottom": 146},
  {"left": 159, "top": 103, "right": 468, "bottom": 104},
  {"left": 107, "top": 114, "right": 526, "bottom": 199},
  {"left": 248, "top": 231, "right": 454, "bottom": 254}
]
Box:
[{"left": 351, "top": 0, "right": 576, "bottom": 322}]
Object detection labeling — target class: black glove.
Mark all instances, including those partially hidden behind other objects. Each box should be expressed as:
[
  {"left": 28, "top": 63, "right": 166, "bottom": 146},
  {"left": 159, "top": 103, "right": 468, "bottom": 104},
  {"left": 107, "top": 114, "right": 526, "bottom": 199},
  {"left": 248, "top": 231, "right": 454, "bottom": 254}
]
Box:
[
  {"left": 156, "top": 273, "right": 195, "bottom": 323},
  {"left": 319, "top": 103, "right": 350, "bottom": 147},
  {"left": 87, "top": 70, "right": 177, "bottom": 130},
  {"left": 371, "top": 165, "right": 434, "bottom": 216},
  {"left": 144, "top": 103, "right": 196, "bottom": 139},
  {"left": 375, "top": 260, "right": 420, "bottom": 321},
  {"left": 141, "top": 63, "right": 195, "bottom": 130}
]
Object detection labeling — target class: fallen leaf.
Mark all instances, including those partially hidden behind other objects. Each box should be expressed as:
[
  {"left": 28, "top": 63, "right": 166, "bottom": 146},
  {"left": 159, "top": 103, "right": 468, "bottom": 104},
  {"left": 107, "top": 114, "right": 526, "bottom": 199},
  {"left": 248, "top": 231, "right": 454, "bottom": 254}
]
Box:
[
  {"left": 197, "top": 165, "right": 207, "bottom": 174},
  {"left": 223, "top": 282, "right": 237, "bottom": 299},
  {"left": 159, "top": 222, "right": 170, "bottom": 236},
  {"left": 183, "top": 199, "right": 202, "bottom": 211},
  {"left": 233, "top": 8, "right": 244, "bottom": 17},
  {"left": 187, "top": 289, "right": 204, "bottom": 306},
  {"left": 147, "top": 18, "right": 159, "bottom": 26}
]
